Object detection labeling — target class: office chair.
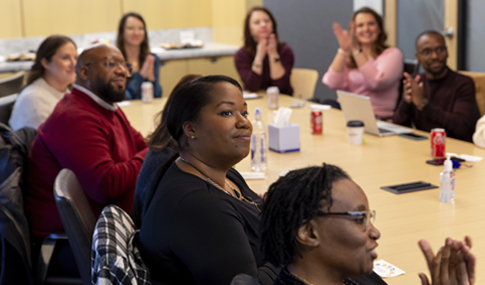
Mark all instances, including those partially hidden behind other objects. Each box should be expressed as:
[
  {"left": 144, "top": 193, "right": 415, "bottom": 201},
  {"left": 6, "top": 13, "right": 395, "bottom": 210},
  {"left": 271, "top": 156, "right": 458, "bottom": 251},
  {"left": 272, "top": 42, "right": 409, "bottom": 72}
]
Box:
[
  {"left": 395, "top": 59, "right": 421, "bottom": 111},
  {"left": 0, "top": 94, "right": 18, "bottom": 125},
  {"left": 0, "top": 71, "right": 24, "bottom": 98},
  {"left": 290, "top": 68, "right": 319, "bottom": 100},
  {"left": 458, "top": 70, "right": 485, "bottom": 116},
  {"left": 54, "top": 169, "right": 96, "bottom": 285}
]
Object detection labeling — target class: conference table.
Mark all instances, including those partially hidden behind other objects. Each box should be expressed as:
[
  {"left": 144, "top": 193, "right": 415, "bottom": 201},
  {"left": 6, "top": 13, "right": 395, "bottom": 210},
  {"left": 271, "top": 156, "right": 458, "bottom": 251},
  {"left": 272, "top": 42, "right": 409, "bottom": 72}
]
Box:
[{"left": 122, "top": 93, "right": 485, "bottom": 284}]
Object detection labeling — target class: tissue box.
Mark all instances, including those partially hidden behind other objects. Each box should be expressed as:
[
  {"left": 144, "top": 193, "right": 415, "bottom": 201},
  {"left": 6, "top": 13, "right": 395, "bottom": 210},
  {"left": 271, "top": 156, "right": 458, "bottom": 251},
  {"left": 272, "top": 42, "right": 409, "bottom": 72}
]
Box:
[{"left": 268, "top": 123, "right": 300, "bottom": 153}]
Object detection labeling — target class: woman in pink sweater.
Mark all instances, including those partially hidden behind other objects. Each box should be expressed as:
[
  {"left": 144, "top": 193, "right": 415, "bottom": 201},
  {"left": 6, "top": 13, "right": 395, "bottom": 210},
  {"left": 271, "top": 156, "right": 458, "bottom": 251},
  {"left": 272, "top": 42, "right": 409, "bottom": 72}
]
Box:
[{"left": 322, "top": 7, "right": 403, "bottom": 119}]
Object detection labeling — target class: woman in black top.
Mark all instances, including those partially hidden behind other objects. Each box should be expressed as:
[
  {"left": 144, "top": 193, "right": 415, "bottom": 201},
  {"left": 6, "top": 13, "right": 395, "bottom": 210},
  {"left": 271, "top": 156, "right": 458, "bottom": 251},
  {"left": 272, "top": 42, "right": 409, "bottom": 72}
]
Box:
[
  {"left": 138, "top": 75, "right": 278, "bottom": 284},
  {"left": 132, "top": 74, "right": 202, "bottom": 228},
  {"left": 260, "top": 165, "right": 475, "bottom": 285}
]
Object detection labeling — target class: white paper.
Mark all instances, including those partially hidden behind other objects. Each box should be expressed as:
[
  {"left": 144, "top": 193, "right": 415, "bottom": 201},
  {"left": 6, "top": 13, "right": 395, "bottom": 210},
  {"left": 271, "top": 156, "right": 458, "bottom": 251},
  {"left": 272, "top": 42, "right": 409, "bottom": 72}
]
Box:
[
  {"left": 373, "top": 259, "right": 405, "bottom": 278},
  {"left": 243, "top": 92, "right": 258, "bottom": 99},
  {"left": 309, "top": 104, "right": 331, "bottom": 111},
  {"left": 457, "top": 154, "right": 483, "bottom": 162},
  {"left": 239, "top": 172, "right": 265, "bottom": 180},
  {"left": 117, "top": 101, "right": 131, "bottom": 107}
]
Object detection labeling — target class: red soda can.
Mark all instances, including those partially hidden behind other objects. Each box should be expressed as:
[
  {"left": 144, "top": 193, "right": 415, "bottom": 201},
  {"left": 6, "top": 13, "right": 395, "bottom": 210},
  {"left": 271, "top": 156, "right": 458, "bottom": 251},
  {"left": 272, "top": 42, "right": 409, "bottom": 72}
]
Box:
[
  {"left": 311, "top": 109, "right": 323, "bottom": 134},
  {"left": 430, "top": 128, "right": 446, "bottom": 158}
]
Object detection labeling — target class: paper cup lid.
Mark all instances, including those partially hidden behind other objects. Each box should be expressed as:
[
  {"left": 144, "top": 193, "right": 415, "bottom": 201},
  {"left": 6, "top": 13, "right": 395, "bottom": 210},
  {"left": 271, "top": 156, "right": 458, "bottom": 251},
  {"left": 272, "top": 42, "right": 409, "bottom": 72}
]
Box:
[{"left": 347, "top": 120, "right": 364, "bottom": 127}]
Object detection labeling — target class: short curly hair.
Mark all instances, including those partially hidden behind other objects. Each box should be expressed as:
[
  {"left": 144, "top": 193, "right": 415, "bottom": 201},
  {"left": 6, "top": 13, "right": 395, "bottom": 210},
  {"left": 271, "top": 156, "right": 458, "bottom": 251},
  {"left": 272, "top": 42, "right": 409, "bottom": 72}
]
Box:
[{"left": 260, "top": 164, "right": 350, "bottom": 266}]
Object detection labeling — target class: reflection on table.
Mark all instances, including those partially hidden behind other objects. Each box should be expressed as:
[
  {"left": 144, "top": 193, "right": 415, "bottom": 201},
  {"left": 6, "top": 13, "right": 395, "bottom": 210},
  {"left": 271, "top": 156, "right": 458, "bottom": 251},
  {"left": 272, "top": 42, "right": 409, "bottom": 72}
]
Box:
[{"left": 122, "top": 93, "right": 485, "bottom": 285}]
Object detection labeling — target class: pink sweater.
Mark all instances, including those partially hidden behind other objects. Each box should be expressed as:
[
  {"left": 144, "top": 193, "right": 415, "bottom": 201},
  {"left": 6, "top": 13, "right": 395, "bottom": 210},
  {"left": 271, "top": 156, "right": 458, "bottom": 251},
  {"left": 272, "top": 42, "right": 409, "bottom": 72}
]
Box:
[{"left": 322, "top": 47, "right": 403, "bottom": 118}]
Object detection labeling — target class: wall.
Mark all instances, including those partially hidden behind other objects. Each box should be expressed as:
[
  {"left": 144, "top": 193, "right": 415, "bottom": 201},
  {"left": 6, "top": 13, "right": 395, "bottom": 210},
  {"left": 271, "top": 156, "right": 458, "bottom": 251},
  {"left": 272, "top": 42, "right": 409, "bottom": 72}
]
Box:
[
  {"left": 465, "top": 0, "right": 485, "bottom": 71},
  {"left": 397, "top": 0, "right": 444, "bottom": 60},
  {"left": 2, "top": 0, "right": 214, "bottom": 39},
  {"left": 264, "top": 0, "right": 353, "bottom": 101},
  {"left": 211, "top": 0, "right": 262, "bottom": 46}
]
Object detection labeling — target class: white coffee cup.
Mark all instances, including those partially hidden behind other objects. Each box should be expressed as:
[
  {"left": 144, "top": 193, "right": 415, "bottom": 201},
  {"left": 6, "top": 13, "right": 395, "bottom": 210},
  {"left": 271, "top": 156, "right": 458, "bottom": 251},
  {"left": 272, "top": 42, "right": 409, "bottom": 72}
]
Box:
[{"left": 346, "top": 120, "right": 364, "bottom": 145}]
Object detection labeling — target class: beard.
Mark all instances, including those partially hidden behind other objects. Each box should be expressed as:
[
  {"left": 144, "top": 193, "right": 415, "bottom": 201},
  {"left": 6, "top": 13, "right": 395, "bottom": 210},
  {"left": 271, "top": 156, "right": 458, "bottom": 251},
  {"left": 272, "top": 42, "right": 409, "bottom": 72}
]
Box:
[
  {"left": 92, "top": 77, "right": 126, "bottom": 103},
  {"left": 424, "top": 60, "right": 447, "bottom": 77}
]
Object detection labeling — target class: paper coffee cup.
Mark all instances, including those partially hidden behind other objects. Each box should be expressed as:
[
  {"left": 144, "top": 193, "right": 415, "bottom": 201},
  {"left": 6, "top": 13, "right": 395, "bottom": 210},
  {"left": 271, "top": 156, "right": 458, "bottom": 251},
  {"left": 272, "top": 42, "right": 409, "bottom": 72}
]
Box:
[{"left": 346, "top": 120, "right": 364, "bottom": 145}]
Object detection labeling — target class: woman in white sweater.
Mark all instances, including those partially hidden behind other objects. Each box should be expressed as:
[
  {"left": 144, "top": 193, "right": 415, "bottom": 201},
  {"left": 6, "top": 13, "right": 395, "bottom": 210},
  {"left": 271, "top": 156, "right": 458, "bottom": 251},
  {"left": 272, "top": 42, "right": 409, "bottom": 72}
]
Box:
[{"left": 9, "top": 35, "right": 77, "bottom": 131}]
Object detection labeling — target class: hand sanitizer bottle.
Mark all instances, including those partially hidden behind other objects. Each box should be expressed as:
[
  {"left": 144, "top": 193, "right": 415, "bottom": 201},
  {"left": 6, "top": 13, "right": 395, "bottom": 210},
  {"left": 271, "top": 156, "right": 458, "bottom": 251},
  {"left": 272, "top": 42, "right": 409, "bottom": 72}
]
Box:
[
  {"left": 440, "top": 153, "right": 456, "bottom": 202},
  {"left": 251, "top": 108, "right": 267, "bottom": 172}
]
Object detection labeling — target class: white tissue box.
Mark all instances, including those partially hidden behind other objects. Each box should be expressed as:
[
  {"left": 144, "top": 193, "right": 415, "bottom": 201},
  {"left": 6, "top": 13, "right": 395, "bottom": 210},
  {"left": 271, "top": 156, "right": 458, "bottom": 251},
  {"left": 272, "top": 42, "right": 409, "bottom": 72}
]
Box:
[{"left": 268, "top": 123, "right": 300, "bottom": 153}]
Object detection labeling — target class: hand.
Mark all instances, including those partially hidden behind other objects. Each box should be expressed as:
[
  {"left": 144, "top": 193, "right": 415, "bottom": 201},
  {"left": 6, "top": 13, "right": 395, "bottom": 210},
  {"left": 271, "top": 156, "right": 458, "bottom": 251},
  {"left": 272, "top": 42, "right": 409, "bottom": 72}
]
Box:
[
  {"left": 254, "top": 37, "right": 268, "bottom": 63},
  {"left": 266, "top": 34, "right": 278, "bottom": 58},
  {"left": 332, "top": 22, "right": 350, "bottom": 51},
  {"left": 402, "top": 72, "right": 425, "bottom": 109},
  {"left": 418, "top": 237, "right": 475, "bottom": 285},
  {"left": 139, "top": 54, "right": 155, "bottom": 81},
  {"left": 348, "top": 21, "right": 360, "bottom": 52}
]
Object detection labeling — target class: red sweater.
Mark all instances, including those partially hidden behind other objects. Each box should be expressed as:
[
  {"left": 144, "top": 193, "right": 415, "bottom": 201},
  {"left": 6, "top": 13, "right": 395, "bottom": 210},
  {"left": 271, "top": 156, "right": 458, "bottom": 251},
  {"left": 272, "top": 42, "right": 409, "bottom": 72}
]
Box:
[
  {"left": 26, "top": 88, "right": 148, "bottom": 239},
  {"left": 235, "top": 43, "right": 294, "bottom": 95}
]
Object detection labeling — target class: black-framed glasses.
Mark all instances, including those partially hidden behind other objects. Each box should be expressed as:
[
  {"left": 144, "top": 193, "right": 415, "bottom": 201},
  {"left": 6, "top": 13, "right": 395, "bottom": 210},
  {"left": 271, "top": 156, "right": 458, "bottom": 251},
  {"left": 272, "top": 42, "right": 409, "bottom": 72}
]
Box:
[
  {"left": 418, "top": 46, "right": 447, "bottom": 57},
  {"left": 317, "top": 210, "right": 376, "bottom": 231},
  {"left": 84, "top": 55, "right": 132, "bottom": 76}
]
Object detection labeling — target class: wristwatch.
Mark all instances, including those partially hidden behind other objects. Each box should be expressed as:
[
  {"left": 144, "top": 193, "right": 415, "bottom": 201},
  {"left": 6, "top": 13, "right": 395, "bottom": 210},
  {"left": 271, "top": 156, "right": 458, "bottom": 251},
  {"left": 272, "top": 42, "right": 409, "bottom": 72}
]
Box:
[{"left": 419, "top": 98, "right": 429, "bottom": 110}]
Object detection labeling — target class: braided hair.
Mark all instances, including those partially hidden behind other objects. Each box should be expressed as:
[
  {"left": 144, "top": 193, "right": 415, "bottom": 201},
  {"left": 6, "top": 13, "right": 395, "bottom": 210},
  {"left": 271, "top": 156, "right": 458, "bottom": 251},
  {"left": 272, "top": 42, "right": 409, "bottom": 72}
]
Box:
[{"left": 260, "top": 164, "right": 350, "bottom": 266}]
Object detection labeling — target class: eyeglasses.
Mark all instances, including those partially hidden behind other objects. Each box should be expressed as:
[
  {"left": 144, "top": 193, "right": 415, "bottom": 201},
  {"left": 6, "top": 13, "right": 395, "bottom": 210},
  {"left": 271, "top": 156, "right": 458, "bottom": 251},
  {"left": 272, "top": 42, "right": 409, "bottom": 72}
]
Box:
[
  {"left": 84, "top": 56, "right": 132, "bottom": 76},
  {"left": 317, "top": 210, "right": 376, "bottom": 231},
  {"left": 418, "top": 46, "right": 447, "bottom": 57}
]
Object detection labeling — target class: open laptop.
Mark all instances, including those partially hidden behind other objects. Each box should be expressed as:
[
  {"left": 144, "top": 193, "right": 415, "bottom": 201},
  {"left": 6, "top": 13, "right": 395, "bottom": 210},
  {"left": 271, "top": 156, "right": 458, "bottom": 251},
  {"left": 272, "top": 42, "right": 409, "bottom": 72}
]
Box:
[{"left": 336, "top": 90, "right": 413, "bottom": 137}]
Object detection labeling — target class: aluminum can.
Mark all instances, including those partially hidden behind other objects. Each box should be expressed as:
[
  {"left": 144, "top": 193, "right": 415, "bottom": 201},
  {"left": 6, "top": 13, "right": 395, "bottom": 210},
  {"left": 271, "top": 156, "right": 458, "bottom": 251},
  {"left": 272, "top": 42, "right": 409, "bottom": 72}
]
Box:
[
  {"left": 311, "top": 109, "right": 323, "bottom": 134},
  {"left": 141, "top": 82, "right": 154, "bottom": 103},
  {"left": 267, "top": 86, "right": 279, "bottom": 109},
  {"left": 431, "top": 128, "right": 446, "bottom": 158}
]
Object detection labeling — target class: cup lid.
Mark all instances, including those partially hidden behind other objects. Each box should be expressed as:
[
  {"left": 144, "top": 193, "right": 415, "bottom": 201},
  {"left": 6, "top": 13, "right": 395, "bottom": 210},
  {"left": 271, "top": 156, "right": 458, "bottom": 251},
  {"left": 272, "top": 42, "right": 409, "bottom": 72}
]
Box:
[{"left": 347, "top": 120, "right": 364, "bottom": 127}]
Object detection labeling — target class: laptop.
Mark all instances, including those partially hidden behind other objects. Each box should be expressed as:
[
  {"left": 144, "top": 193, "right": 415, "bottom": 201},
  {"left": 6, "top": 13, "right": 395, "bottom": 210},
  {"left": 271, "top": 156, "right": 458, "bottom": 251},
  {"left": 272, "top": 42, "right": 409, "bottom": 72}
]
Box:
[{"left": 336, "top": 90, "right": 413, "bottom": 137}]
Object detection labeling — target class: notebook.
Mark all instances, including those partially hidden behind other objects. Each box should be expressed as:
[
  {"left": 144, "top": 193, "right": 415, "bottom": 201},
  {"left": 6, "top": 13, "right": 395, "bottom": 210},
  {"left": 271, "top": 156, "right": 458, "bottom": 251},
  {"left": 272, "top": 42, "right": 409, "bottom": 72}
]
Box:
[{"left": 336, "top": 90, "right": 413, "bottom": 137}]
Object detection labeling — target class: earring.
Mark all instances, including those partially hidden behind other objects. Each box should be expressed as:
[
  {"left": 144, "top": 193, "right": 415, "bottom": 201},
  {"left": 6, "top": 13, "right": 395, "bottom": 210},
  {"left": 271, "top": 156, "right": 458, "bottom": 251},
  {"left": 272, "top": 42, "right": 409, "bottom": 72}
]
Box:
[{"left": 191, "top": 136, "right": 195, "bottom": 139}]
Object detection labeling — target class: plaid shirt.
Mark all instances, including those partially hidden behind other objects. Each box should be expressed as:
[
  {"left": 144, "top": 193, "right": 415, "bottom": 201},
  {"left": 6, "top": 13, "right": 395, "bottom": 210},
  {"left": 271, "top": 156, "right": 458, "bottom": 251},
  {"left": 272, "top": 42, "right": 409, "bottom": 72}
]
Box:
[{"left": 91, "top": 204, "right": 152, "bottom": 285}]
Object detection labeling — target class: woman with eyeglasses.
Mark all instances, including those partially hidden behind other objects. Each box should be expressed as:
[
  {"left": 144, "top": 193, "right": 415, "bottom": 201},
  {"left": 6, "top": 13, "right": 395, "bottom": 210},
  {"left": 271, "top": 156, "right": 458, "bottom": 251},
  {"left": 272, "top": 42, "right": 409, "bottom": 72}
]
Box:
[
  {"left": 260, "top": 164, "right": 475, "bottom": 285},
  {"left": 9, "top": 35, "right": 77, "bottom": 131},
  {"left": 116, "top": 12, "right": 162, "bottom": 100},
  {"left": 322, "top": 7, "right": 403, "bottom": 120},
  {"left": 139, "top": 75, "right": 278, "bottom": 285}
]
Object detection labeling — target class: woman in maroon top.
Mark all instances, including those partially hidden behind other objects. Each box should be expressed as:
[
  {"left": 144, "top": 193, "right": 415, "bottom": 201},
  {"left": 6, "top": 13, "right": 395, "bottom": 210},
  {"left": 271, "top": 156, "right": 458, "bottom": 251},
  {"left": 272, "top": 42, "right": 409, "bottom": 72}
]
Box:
[{"left": 234, "top": 6, "right": 294, "bottom": 95}]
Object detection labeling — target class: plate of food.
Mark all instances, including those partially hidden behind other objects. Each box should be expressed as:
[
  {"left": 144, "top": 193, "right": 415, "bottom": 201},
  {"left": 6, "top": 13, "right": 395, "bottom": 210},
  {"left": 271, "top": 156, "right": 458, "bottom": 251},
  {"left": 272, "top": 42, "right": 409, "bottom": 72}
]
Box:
[
  {"left": 160, "top": 40, "right": 204, "bottom": 50},
  {"left": 7, "top": 52, "right": 36, "bottom": 61}
]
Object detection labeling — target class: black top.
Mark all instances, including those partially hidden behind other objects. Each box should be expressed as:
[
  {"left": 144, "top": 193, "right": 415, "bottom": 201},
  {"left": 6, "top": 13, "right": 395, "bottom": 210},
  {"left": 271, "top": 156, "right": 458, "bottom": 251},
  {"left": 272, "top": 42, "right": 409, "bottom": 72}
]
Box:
[
  {"left": 138, "top": 162, "right": 277, "bottom": 284},
  {"left": 132, "top": 144, "right": 177, "bottom": 228},
  {"left": 274, "top": 267, "right": 387, "bottom": 285}
]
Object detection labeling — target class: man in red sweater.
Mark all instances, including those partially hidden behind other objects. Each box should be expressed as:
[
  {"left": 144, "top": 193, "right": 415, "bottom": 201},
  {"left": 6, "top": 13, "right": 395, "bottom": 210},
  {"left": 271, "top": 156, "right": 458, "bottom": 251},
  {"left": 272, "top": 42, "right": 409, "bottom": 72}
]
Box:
[
  {"left": 26, "top": 44, "right": 148, "bottom": 246},
  {"left": 393, "top": 31, "right": 479, "bottom": 141}
]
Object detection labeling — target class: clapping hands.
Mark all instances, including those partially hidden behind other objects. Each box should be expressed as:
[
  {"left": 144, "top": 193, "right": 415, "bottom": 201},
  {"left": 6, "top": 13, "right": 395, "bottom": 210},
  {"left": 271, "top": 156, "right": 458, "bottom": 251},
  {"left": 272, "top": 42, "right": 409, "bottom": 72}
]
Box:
[
  {"left": 332, "top": 22, "right": 359, "bottom": 53},
  {"left": 418, "top": 236, "right": 475, "bottom": 285},
  {"left": 139, "top": 54, "right": 155, "bottom": 82}
]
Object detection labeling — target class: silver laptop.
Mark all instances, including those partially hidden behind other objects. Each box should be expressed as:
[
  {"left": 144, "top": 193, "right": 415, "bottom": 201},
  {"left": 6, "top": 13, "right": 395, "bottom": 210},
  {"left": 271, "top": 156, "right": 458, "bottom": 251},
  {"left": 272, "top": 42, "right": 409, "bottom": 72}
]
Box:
[{"left": 336, "top": 90, "right": 413, "bottom": 137}]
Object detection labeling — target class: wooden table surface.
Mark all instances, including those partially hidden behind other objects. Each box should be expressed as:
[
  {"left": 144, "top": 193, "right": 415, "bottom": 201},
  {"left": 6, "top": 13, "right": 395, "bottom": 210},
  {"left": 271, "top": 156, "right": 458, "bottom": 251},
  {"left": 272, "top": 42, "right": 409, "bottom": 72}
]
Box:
[{"left": 122, "top": 94, "right": 485, "bottom": 284}]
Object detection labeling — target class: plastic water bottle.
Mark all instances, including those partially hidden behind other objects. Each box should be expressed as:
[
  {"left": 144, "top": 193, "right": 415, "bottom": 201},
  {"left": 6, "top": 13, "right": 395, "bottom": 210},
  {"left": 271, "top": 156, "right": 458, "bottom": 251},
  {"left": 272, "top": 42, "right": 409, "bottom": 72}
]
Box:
[{"left": 251, "top": 108, "right": 267, "bottom": 172}]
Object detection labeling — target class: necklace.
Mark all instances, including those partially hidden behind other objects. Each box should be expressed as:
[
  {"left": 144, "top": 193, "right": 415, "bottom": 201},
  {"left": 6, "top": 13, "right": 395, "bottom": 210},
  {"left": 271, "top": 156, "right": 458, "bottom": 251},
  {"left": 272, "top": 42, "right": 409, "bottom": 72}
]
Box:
[
  {"left": 290, "top": 272, "right": 313, "bottom": 285},
  {"left": 179, "top": 157, "right": 261, "bottom": 213}
]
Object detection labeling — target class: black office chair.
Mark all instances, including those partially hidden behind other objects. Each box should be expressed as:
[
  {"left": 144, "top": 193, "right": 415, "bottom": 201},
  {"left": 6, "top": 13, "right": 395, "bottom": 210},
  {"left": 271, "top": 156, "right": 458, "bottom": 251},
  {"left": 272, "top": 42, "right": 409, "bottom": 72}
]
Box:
[
  {"left": 54, "top": 169, "right": 96, "bottom": 285},
  {"left": 0, "top": 71, "right": 24, "bottom": 98},
  {"left": 395, "top": 59, "right": 421, "bottom": 111},
  {"left": 0, "top": 94, "right": 18, "bottom": 125}
]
